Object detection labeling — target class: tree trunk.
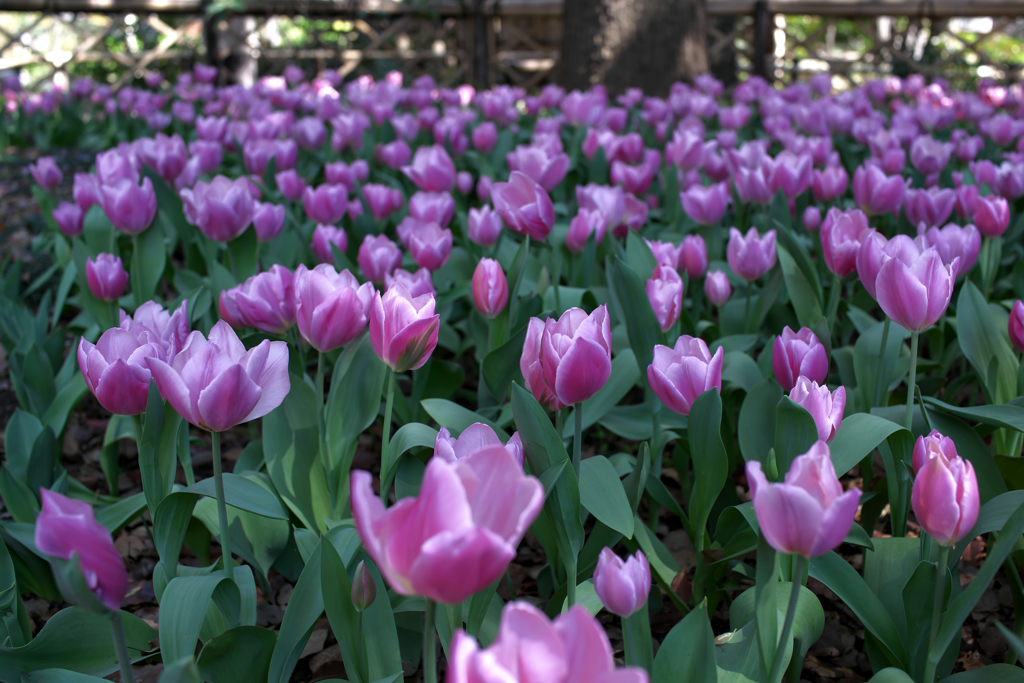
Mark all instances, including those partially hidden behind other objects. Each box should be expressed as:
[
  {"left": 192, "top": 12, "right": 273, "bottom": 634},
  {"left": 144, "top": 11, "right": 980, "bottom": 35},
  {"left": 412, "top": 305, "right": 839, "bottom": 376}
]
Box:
[{"left": 559, "top": 0, "right": 709, "bottom": 97}]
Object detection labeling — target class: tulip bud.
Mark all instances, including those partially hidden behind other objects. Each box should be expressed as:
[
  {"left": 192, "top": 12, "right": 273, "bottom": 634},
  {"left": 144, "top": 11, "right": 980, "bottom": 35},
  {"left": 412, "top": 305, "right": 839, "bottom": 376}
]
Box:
[
  {"left": 86, "top": 254, "right": 129, "bottom": 302},
  {"left": 358, "top": 234, "right": 402, "bottom": 285},
  {"left": 648, "top": 335, "right": 723, "bottom": 416},
  {"left": 491, "top": 171, "right": 555, "bottom": 241},
  {"left": 876, "top": 247, "right": 957, "bottom": 331},
  {"left": 820, "top": 208, "right": 870, "bottom": 277},
  {"left": 401, "top": 144, "right": 456, "bottom": 192},
  {"left": 773, "top": 327, "right": 829, "bottom": 392},
  {"left": 646, "top": 265, "right": 683, "bottom": 333},
  {"left": 520, "top": 307, "right": 612, "bottom": 410},
  {"left": 593, "top": 548, "right": 651, "bottom": 617},
  {"left": 853, "top": 165, "right": 905, "bottom": 217},
  {"left": 311, "top": 225, "right": 348, "bottom": 264},
  {"left": 704, "top": 270, "right": 732, "bottom": 306},
  {"left": 456, "top": 171, "right": 474, "bottom": 195},
  {"left": 293, "top": 264, "right": 374, "bottom": 353},
  {"left": 303, "top": 183, "right": 349, "bottom": 225},
  {"left": 408, "top": 222, "right": 453, "bottom": 271},
  {"left": 803, "top": 206, "right": 822, "bottom": 232},
  {"left": 369, "top": 283, "right": 441, "bottom": 373},
  {"left": 29, "top": 156, "right": 63, "bottom": 190},
  {"left": 351, "top": 560, "right": 377, "bottom": 612},
  {"left": 408, "top": 191, "right": 455, "bottom": 227},
  {"left": 386, "top": 267, "right": 435, "bottom": 298},
  {"left": 101, "top": 177, "right": 157, "bottom": 235},
  {"left": 789, "top": 377, "right": 846, "bottom": 443},
  {"left": 472, "top": 258, "right": 509, "bottom": 319},
  {"left": 565, "top": 209, "right": 606, "bottom": 254},
  {"left": 467, "top": 205, "right": 503, "bottom": 247},
  {"left": 678, "top": 234, "right": 708, "bottom": 279},
  {"left": 275, "top": 168, "right": 307, "bottom": 201},
  {"left": 1010, "top": 300, "right": 1024, "bottom": 352},
  {"left": 727, "top": 227, "right": 777, "bottom": 282},
  {"left": 476, "top": 176, "right": 493, "bottom": 203},
  {"left": 912, "top": 444, "right": 979, "bottom": 546},
  {"left": 253, "top": 202, "right": 286, "bottom": 242},
  {"left": 53, "top": 201, "right": 84, "bottom": 237},
  {"left": 975, "top": 195, "right": 1010, "bottom": 237}
]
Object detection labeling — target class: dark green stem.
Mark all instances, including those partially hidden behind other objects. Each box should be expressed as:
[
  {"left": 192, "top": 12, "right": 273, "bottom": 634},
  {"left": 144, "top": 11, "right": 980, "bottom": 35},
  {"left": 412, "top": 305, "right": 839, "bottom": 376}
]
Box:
[
  {"left": 924, "top": 545, "right": 951, "bottom": 683},
  {"left": 211, "top": 431, "right": 233, "bottom": 580},
  {"left": 769, "top": 555, "right": 807, "bottom": 683},
  {"left": 904, "top": 331, "right": 920, "bottom": 431},
  {"left": 316, "top": 351, "right": 327, "bottom": 463},
  {"left": 381, "top": 369, "right": 396, "bottom": 498},
  {"left": 573, "top": 403, "right": 583, "bottom": 480},
  {"left": 423, "top": 599, "right": 437, "bottom": 683},
  {"left": 873, "top": 317, "right": 891, "bottom": 407},
  {"left": 744, "top": 283, "right": 751, "bottom": 331},
  {"left": 110, "top": 611, "right": 135, "bottom": 683}
]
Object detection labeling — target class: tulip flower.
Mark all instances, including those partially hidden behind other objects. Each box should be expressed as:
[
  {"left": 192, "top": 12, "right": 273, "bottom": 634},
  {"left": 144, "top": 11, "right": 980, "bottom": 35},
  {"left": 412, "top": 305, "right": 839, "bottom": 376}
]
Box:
[
  {"left": 363, "top": 184, "right": 404, "bottom": 221},
  {"left": 295, "top": 116, "right": 327, "bottom": 149},
  {"left": 293, "top": 264, "right": 374, "bottom": 353},
  {"left": 1010, "top": 300, "right": 1024, "bottom": 352},
  {"left": 644, "top": 239, "right": 679, "bottom": 268},
  {"left": 648, "top": 335, "right": 724, "bottom": 416},
  {"left": 35, "top": 489, "right": 128, "bottom": 612},
  {"left": 386, "top": 267, "right": 435, "bottom": 298},
  {"left": 358, "top": 234, "right": 403, "bottom": 284},
  {"left": 456, "top": 171, "right": 474, "bottom": 195},
  {"left": 137, "top": 133, "right": 188, "bottom": 183},
  {"left": 811, "top": 166, "right": 849, "bottom": 202},
  {"left": 434, "top": 423, "right": 524, "bottom": 468},
  {"left": 820, "top": 208, "right": 870, "bottom": 277},
  {"left": 101, "top": 177, "right": 157, "bottom": 235},
  {"left": 378, "top": 139, "right": 412, "bottom": 169},
  {"left": 402, "top": 144, "right": 456, "bottom": 192},
  {"left": 773, "top": 327, "right": 829, "bottom": 392},
  {"left": 218, "top": 265, "right": 295, "bottom": 335},
  {"left": 917, "top": 223, "right": 980, "bottom": 275},
  {"left": 704, "top": 270, "right": 732, "bottom": 307},
  {"left": 910, "top": 135, "right": 953, "bottom": 176},
  {"left": 78, "top": 328, "right": 158, "bottom": 417},
  {"left": 593, "top": 548, "right": 651, "bottom": 617},
  {"left": 678, "top": 234, "right": 708, "bottom": 279},
  {"left": 491, "top": 171, "right": 555, "bottom": 241},
  {"left": 370, "top": 282, "right": 441, "bottom": 373},
  {"left": 646, "top": 265, "right": 683, "bottom": 333},
  {"left": 53, "top": 201, "right": 84, "bottom": 237},
  {"left": 352, "top": 446, "right": 543, "bottom": 603},
  {"left": 74, "top": 173, "right": 102, "bottom": 211},
  {"left": 789, "top": 376, "right": 846, "bottom": 443},
  {"left": 507, "top": 144, "right": 571, "bottom": 191},
  {"left": 408, "top": 222, "right": 453, "bottom": 271},
  {"left": 727, "top": 227, "right": 777, "bottom": 282},
  {"left": 472, "top": 258, "right": 508, "bottom": 320},
  {"left": 733, "top": 166, "right": 774, "bottom": 205},
  {"left": 303, "top": 183, "right": 349, "bottom": 225},
  {"left": 954, "top": 183, "right": 978, "bottom": 220},
  {"left": 746, "top": 441, "right": 861, "bottom": 557},
  {"left": 853, "top": 165, "right": 905, "bottom": 216},
  {"left": 467, "top": 205, "right": 503, "bottom": 247},
  {"left": 565, "top": 209, "right": 606, "bottom": 253},
  {"left": 520, "top": 306, "right": 612, "bottom": 412},
  {"left": 253, "top": 202, "right": 285, "bottom": 242},
  {"left": 86, "top": 254, "right": 129, "bottom": 302},
  {"left": 803, "top": 206, "right": 822, "bottom": 232},
  {"left": 770, "top": 150, "right": 813, "bottom": 199},
  {"left": 903, "top": 187, "right": 956, "bottom": 229},
  {"left": 472, "top": 122, "right": 498, "bottom": 152},
  {"left": 876, "top": 247, "right": 957, "bottom": 332},
  {"left": 912, "top": 444, "right": 979, "bottom": 546},
  {"left": 179, "top": 175, "right": 256, "bottom": 242},
  {"left": 311, "top": 225, "right": 348, "bottom": 264},
  {"left": 275, "top": 168, "right": 306, "bottom": 201},
  {"left": 29, "top": 156, "right": 62, "bottom": 190},
  {"left": 448, "top": 601, "right": 649, "bottom": 683},
  {"left": 912, "top": 429, "right": 960, "bottom": 474},
  {"left": 476, "top": 176, "right": 493, "bottom": 203},
  {"left": 975, "top": 195, "right": 1010, "bottom": 237},
  {"left": 408, "top": 191, "right": 456, "bottom": 228}
]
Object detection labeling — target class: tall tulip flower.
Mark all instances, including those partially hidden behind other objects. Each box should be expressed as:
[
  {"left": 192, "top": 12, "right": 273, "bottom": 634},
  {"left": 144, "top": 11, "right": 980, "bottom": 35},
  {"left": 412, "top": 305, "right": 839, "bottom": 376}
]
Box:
[
  {"left": 646, "top": 265, "right": 683, "bottom": 332},
  {"left": 727, "top": 228, "right": 776, "bottom": 282},
  {"left": 648, "top": 335, "right": 723, "bottom": 416},
  {"left": 593, "top": 548, "right": 653, "bottom": 669},
  {"left": 491, "top": 171, "right": 555, "bottom": 241},
  {"left": 471, "top": 258, "right": 508, "bottom": 320},
  {"left": 219, "top": 265, "right": 295, "bottom": 335},
  {"left": 180, "top": 175, "right": 256, "bottom": 242},
  {"left": 1009, "top": 300, "right": 1024, "bottom": 353},
  {"left": 773, "top": 327, "right": 829, "bottom": 392},
  {"left": 789, "top": 377, "right": 846, "bottom": 443},
  {"left": 853, "top": 164, "right": 905, "bottom": 216}
]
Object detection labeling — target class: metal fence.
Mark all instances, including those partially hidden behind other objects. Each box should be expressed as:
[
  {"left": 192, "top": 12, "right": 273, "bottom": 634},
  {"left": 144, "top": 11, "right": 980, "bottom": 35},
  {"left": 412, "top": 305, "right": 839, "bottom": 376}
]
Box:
[{"left": 0, "top": 0, "right": 1021, "bottom": 90}]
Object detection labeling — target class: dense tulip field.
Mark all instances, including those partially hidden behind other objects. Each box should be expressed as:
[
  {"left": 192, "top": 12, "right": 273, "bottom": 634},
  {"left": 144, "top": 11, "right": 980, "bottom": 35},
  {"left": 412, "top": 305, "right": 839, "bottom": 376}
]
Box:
[{"left": 4, "top": 65, "right": 1024, "bottom": 683}]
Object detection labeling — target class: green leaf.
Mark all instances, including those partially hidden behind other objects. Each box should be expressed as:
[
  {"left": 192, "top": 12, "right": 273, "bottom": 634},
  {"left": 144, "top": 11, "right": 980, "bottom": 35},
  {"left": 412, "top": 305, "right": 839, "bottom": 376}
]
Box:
[
  {"left": 730, "top": 581, "right": 825, "bottom": 679},
  {"left": 953, "top": 491, "right": 1024, "bottom": 562},
  {"left": 159, "top": 657, "right": 202, "bottom": 683},
  {"left": 185, "top": 473, "right": 288, "bottom": 519},
  {"left": 777, "top": 244, "right": 823, "bottom": 328},
  {"left": 957, "top": 281, "right": 1019, "bottom": 404},
  {"left": 159, "top": 567, "right": 256, "bottom": 663},
  {"left": 41, "top": 373, "right": 86, "bottom": 439},
  {"left": 738, "top": 379, "right": 782, "bottom": 466},
  {"left": 923, "top": 397, "right": 1024, "bottom": 433},
  {"left": 722, "top": 352, "right": 764, "bottom": 393},
  {"left": 753, "top": 535, "right": 777, "bottom": 677},
  {"left": 688, "top": 390, "right": 727, "bottom": 545},
  {"left": 421, "top": 399, "right": 508, "bottom": 439},
  {"left": 632, "top": 521, "right": 681, "bottom": 587},
  {"left": 830, "top": 413, "right": 908, "bottom": 475},
  {"left": 863, "top": 536, "right": 927, "bottom": 642},
  {"left": 382, "top": 423, "right": 438, "bottom": 495},
  {"left": 196, "top": 626, "right": 276, "bottom": 683},
  {"left": 714, "top": 619, "right": 778, "bottom": 683},
  {"left": 579, "top": 456, "right": 634, "bottom": 538},
  {"left": 482, "top": 322, "right": 529, "bottom": 400},
  {"left": 996, "top": 622, "right": 1024, "bottom": 663},
  {"left": 138, "top": 384, "right": 183, "bottom": 514},
  {"left": 268, "top": 541, "right": 325, "bottom": 683},
  {"left": 653, "top": 599, "right": 716, "bottom": 683},
  {"left": 135, "top": 217, "right": 167, "bottom": 307},
  {"left": 321, "top": 536, "right": 365, "bottom": 683},
  {"left": 940, "top": 664, "right": 1024, "bottom": 682},
  {"left": 773, "top": 396, "right": 819, "bottom": 476},
  {"left": 227, "top": 228, "right": 259, "bottom": 282},
  {"left": 22, "top": 670, "right": 111, "bottom": 682},
  {"left": 853, "top": 320, "right": 908, "bottom": 413},
  {"left": 3, "top": 411, "right": 42, "bottom": 481},
  {"left": 326, "top": 334, "right": 388, "bottom": 479},
  {"left": 95, "top": 493, "right": 148, "bottom": 536},
  {"left": 865, "top": 668, "right": 915, "bottom": 683},
  {"left": 608, "top": 257, "right": 664, "bottom": 386}
]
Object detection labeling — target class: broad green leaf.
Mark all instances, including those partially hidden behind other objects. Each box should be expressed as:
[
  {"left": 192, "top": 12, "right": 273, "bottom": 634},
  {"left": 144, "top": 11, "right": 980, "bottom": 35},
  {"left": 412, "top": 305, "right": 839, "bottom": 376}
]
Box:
[
  {"left": 382, "top": 423, "right": 438, "bottom": 494},
  {"left": 196, "top": 625, "right": 276, "bottom": 683},
  {"left": 865, "top": 668, "right": 915, "bottom": 683},
  {"left": 138, "top": 384, "right": 183, "bottom": 514},
  {"left": 773, "top": 396, "right": 818, "bottom": 476},
  {"left": 482, "top": 322, "right": 529, "bottom": 400},
  {"left": 135, "top": 216, "right": 167, "bottom": 306},
  {"left": 608, "top": 257, "right": 664, "bottom": 386},
  {"left": 940, "top": 664, "right": 1024, "bottom": 682},
  {"left": 715, "top": 619, "right": 783, "bottom": 683},
  {"left": 560, "top": 579, "right": 602, "bottom": 616},
  {"left": 159, "top": 657, "right": 201, "bottom": 683},
  {"left": 421, "top": 399, "right": 508, "bottom": 439},
  {"left": 738, "top": 379, "right": 782, "bottom": 466},
  {"left": 186, "top": 473, "right": 288, "bottom": 519},
  {"left": 688, "top": 390, "right": 727, "bottom": 546},
  {"left": 321, "top": 539, "right": 364, "bottom": 683},
  {"left": 996, "top": 622, "right": 1024, "bottom": 664},
  {"left": 41, "top": 373, "right": 86, "bottom": 439},
  {"left": 722, "top": 352, "right": 763, "bottom": 393},
  {"left": 862, "top": 536, "right": 920, "bottom": 642},
  {"left": 902, "top": 560, "right": 958, "bottom": 681},
  {"left": 953, "top": 491, "right": 1024, "bottom": 562},
  {"left": 268, "top": 541, "right": 325, "bottom": 683},
  {"left": 924, "top": 396, "right": 1024, "bottom": 433},
  {"left": 957, "top": 281, "right": 1018, "bottom": 404},
  {"left": 159, "top": 566, "right": 255, "bottom": 663},
  {"left": 579, "top": 456, "right": 634, "bottom": 538},
  {"left": 853, "top": 320, "right": 908, "bottom": 413},
  {"left": 830, "top": 413, "right": 908, "bottom": 475},
  {"left": 778, "top": 244, "right": 823, "bottom": 328},
  {"left": 326, "top": 334, "right": 388, "bottom": 468},
  {"left": 730, "top": 581, "right": 825, "bottom": 680},
  {"left": 653, "top": 600, "right": 716, "bottom": 683}
]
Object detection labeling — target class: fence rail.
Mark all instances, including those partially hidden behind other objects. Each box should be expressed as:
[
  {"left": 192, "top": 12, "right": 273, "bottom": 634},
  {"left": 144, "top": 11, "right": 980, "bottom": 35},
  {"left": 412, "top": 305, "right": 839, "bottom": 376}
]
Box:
[{"left": 0, "top": 0, "right": 1021, "bottom": 91}]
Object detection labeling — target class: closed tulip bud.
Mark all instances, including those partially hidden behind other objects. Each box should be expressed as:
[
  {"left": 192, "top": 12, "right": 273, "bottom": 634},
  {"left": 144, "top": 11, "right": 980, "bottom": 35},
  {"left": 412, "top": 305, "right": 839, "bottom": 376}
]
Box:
[
  {"left": 295, "top": 116, "right": 327, "bottom": 150},
  {"left": 646, "top": 265, "right": 683, "bottom": 333},
  {"left": 856, "top": 232, "right": 912, "bottom": 300},
  {"left": 401, "top": 144, "right": 456, "bottom": 192},
  {"left": 593, "top": 548, "right": 651, "bottom": 617},
  {"left": 456, "top": 171, "right": 474, "bottom": 195},
  {"left": 358, "top": 234, "right": 402, "bottom": 284},
  {"left": 137, "top": 133, "right": 188, "bottom": 183},
  {"left": 386, "top": 267, "right": 435, "bottom": 298},
  {"left": 704, "top": 270, "right": 732, "bottom": 306},
  {"left": 727, "top": 227, "right": 777, "bottom": 282},
  {"left": 678, "top": 234, "right": 708, "bottom": 279},
  {"left": 218, "top": 265, "right": 295, "bottom": 335},
  {"left": 180, "top": 175, "right": 255, "bottom": 242},
  {"left": 74, "top": 173, "right": 102, "bottom": 211},
  {"left": 912, "top": 444, "right": 979, "bottom": 546},
  {"left": 86, "top": 253, "right": 128, "bottom": 302},
  {"left": 311, "top": 224, "right": 348, "bottom": 264},
  {"left": 645, "top": 239, "right": 680, "bottom": 268},
  {"left": 770, "top": 151, "right": 813, "bottom": 200},
  {"left": 789, "top": 376, "right": 846, "bottom": 443},
  {"left": 101, "top": 177, "right": 157, "bottom": 235},
  {"left": 370, "top": 283, "right": 441, "bottom": 372},
  {"left": 148, "top": 321, "right": 289, "bottom": 432},
  {"left": 408, "top": 191, "right": 455, "bottom": 227},
  {"left": 773, "top": 327, "right": 829, "bottom": 392},
  {"left": 189, "top": 139, "right": 223, "bottom": 175},
  {"left": 467, "top": 205, "right": 503, "bottom": 247},
  {"left": 434, "top": 423, "right": 524, "bottom": 468},
  {"left": 53, "top": 201, "right": 84, "bottom": 237},
  {"left": 325, "top": 161, "right": 356, "bottom": 190},
  {"left": 472, "top": 122, "right": 498, "bottom": 153},
  {"left": 521, "top": 306, "right": 612, "bottom": 410},
  {"left": 746, "top": 441, "right": 861, "bottom": 557},
  {"left": 303, "top": 183, "right": 349, "bottom": 225},
  {"left": 491, "top": 171, "right": 555, "bottom": 241},
  {"left": 29, "top": 156, "right": 62, "bottom": 190},
  {"left": 820, "top": 208, "right": 870, "bottom": 277},
  {"left": 350, "top": 561, "right": 377, "bottom": 612},
  {"left": 648, "top": 335, "right": 723, "bottom": 416},
  {"left": 876, "top": 247, "right": 957, "bottom": 331},
  {"left": 78, "top": 326, "right": 160, "bottom": 416},
  {"left": 408, "top": 222, "right": 453, "bottom": 271},
  {"left": 912, "top": 429, "right": 960, "bottom": 474},
  {"left": 275, "top": 168, "right": 306, "bottom": 201},
  {"left": 565, "top": 209, "right": 606, "bottom": 253},
  {"left": 378, "top": 139, "right": 412, "bottom": 169},
  {"left": 253, "top": 202, "right": 285, "bottom": 242},
  {"left": 476, "top": 176, "right": 494, "bottom": 203},
  {"left": 803, "top": 206, "right": 822, "bottom": 232},
  {"left": 975, "top": 195, "right": 1010, "bottom": 237},
  {"left": 853, "top": 164, "right": 906, "bottom": 216},
  {"left": 1009, "top": 300, "right": 1024, "bottom": 352},
  {"left": 35, "top": 489, "right": 128, "bottom": 611},
  {"left": 293, "top": 264, "right": 374, "bottom": 352},
  {"left": 472, "top": 258, "right": 508, "bottom": 319}
]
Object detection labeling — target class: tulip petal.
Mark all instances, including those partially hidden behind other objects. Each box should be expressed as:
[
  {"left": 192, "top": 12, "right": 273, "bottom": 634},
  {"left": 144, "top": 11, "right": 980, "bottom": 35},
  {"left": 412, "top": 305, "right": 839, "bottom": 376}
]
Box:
[
  {"left": 876, "top": 257, "right": 929, "bottom": 331},
  {"left": 555, "top": 605, "right": 616, "bottom": 683},
  {"left": 409, "top": 526, "right": 515, "bottom": 603},
  {"left": 196, "top": 364, "right": 262, "bottom": 432},
  {"left": 554, "top": 337, "right": 612, "bottom": 406},
  {"left": 242, "top": 340, "right": 291, "bottom": 422},
  {"left": 810, "top": 489, "right": 862, "bottom": 556},
  {"left": 753, "top": 484, "right": 825, "bottom": 557},
  {"left": 148, "top": 357, "right": 197, "bottom": 426},
  {"left": 95, "top": 359, "right": 150, "bottom": 416}
]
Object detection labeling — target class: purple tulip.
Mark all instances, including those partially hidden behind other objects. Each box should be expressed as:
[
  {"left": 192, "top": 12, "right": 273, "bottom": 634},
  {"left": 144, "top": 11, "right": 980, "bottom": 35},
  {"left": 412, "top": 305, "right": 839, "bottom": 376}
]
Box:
[
  {"left": 325, "top": 161, "right": 356, "bottom": 190},
  {"left": 252, "top": 202, "right": 285, "bottom": 243},
  {"left": 645, "top": 266, "right": 682, "bottom": 334},
  {"left": 680, "top": 182, "right": 730, "bottom": 226},
  {"left": 275, "top": 169, "right": 306, "bottom": 202},
  {"left": 769, "top": 151, "right": 813, "bottom": 200},
  {"left": 565, "top": 209, "right": 606, "bottom": 254},
  {"left": 733, "top": 166, "right": 774, "bottom": 205},
  {"left": 593, "top": 548, "right": 651, "bottom": 618},
  {"left": 789, "top": 376, "right": 846, "bottom": 443},
  {"left": 913, "top": 429, "right": 960, "bottom": 474},
  {"left": 78, "top": 325, "right": 159, "bottom": 416},
  {"left": 811, "top": 166, "right": 849, "bottom": 202},
  {"left": 408, "top": 222, "right": 453, "bottom": 271},
  {"left": 491, "top": 171, "right": 554, "bottom": 241},
  {"left": 179, "top": 176, "right": 255, "bottom": 242},
  {"left": 402, "top": 144, "right": 456, "bottom": 192},
  {"left": 853, "top": 165, "right": 906, "bottom": 216},
  {"left": 456, "top": 171, "right": 474, "bottom": 195},
  {"left": 577, "top": 184, "right": 627, "bottom": 231},
  {"left": 773, "top": 327, "right": 829, "bottom": 392},
  {"left": 954, "top": 183, "right": 979, "bottom": 220},
  {"left": 29, "top": 156, "right": 62, "bottom": 190},
  {"left": 358, "top": 234, "right": 402, "bottom": 285},
  {"left": 434, "top": 423, "right": 523, "bottom": 469},
  {"left": 386, "top": 267, "right": 434, "bottom": 298},
  {"left": 137, "top": 133, "right": 188, "bottom": 183},
  {"left": 903, "top": 187, "right": 956, "bottom": 230},
  {"left": 101, "top": 177, "right": 157, "bottom": 235},
  {"left": 95, "top": 149, "right": 139, "bottom": 187},
  {"left": 645, "top": 239, "right": 680, "bottom": 268},
  {"left": 369, "top": 282, "right": 441, "bottom": 373},
  {"left": 975, "top": 195, "right": 1010, "bottom": 237},
  {"left": 294, "top": 116, "right": 327, "bottom": 149},
  {"left": 521, "top": 306, "right": 612, "bottom": 410},
  {"left": 917, "top": 223, "right": 980, "bottom": 274},
  {"left": 1011, "top": 300, "right": 1024, "bottom": 352},
  {"left": 727, "top": 228, "right": 777, "bottom": 282},
  {"left": 408, "top": 191, "right": 456, "bottom": 227},
  {"left": 820, "top": 208, "right": 870, "bottom": 277},
  {"left": 876, "top": 247, "right": 957, "bottom": 331},
  {"left": 74, "top": 173, "right": 102, "bottom": 211},
  {"left": 665, "top": 128, "right": 706, "bottom": 170},
  {"left": 196, "top": 115, "right": 228, "bottom": 141},
  {"left": 803, "top": 206, "right": 822, "bottom": 232},
  {"left": 610, "top": 151, "right": 659, "bottom": 196},
  {"left": 912, "top": 439, "right": 979, "bottom": 546},
  {"left": 35, "top": 489, "right": 128, "bottom": 611},
  {"left": 467, "top": 205, "right": 504, "bottom": 247},
  {"left": 705, "top": 270, "right": 732, "bottom": 306},
  {"left": 472, "top": 258, "right": 508, "bottom": 319},
  {"left": 302, "top": 183, "right": 349, "bottom": 225},
  {"left": 472, "top": 122, "right": 498, "bottom": 152},
  {"left": 311, "top": 225, "right": 348, "bottom": 264},
  {"left": 746, "top": 441, "right": 861, "bottom": 557},
  {"left": 678, "top": 234, "right": 708, "bottom": 279},
  {"left": 362, "top": 184, "right": 403, "bottom": 221},
  {"left": 910, "top": 135, "right": 953, "bottom": 176},
  {"left": 219, "top": 265, "right": 295, "bottom": 335},
  {"left": 293, "top": 264, "right": 374, "bottom": 352},
  {"left": 86, "top": 254, "right": 129, "bottom": 302},
  {"left": 507, "top": 144, "right": 571, "bottom": 192},
  {"left": 648, "top": 335, "right": 723, "bottom": 416},
  {"left": 242, "top": 139, "right": 297, "bottom": 175},
  {"left": 53, "top": 201, "right": 84, "bottom": 237}
]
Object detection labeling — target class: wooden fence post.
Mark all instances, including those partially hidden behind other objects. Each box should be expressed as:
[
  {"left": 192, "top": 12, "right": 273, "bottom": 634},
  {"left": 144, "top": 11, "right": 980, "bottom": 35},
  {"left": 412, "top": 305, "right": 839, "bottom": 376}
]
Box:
[{"left": 752, "top": 0, "right": 771, "bottom": 80}]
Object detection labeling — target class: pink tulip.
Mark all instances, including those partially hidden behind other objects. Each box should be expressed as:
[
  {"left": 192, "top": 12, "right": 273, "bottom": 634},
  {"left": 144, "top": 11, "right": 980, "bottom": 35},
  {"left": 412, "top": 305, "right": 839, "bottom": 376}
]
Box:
[
  {"left": 680, "top": 182, "right": 730, "bottom": 226},
  {"left": 876, "top": 247, "right": 957, "bottom": 331},
  {"left": 149, "top": 321, "right": 289, "bottom": 432},
  {"left": 975, "top": 195, "right": 1010, "bottom": 237},
  {"left": 448, "top": 601, "right": 648, "bottom": 683},
  {"left": 853, "top": 165, "right": 905, "bottom": 216},
  {"left": 811, "top": 166, "right": 849, "bottom": 203},
  {"left": 303, "top": 183, "right": 348, "bottom": 225},
  {"left": 402, "top": 144, "right": 456, "bottom": 192},
  {"left": 407, "top": 222, "right": 453, "bottom": 271},
  {"left": 457, "top": 171, "right": 474, "bottom": 195},
  {"left": 53, "top": 201, "right": 84, "bottom": 237},
  {"left": 733, "top": 166, "right": 773, "bottom": 205},
  {"left": 472, "top": 122, "right": 498, "bottom": 153},
  {"left": 802, "top": 206, "right": 822, "bottom": 232},
  {"left": 521, "top": 306, "right": 612, "bottom": 410},
  {"left": 352, "top": 447, "right": 542, "bottom": 604},
  {"left": 903, "top": 187, "right": 956, "bottom": 230},
  {"left": 121, "top": 300, "right": 189, "bottom": 361},
  {"left": 137, "top": 133, "right": 188, "bottom": 183},
  {"left": 614, "top": 193, "right": 649, "bottom": 237},
  {"left": 770, "top": 151, "right": 813, "bottom": 200},
  {"left": 101, "top": 177, "right": 157, "bottom": 235},
  {"left": 820, "top": 208, "right": 870, "bottom": 277},
  {"left": 954, "top": 183, "right": 979, "bottom": 220},
  {"left": 434, "top": 423, "right": 524, "bottom": 469},
  {"left": 74, "top": 173, "right": 101, "bottom": 211},
  {"left": 912, "top": 429, "right": 960, "bottom": 474},
  {"left": 476, "top": 176, "right": 493, "bottom": 203},
  {"left": 646, "top": 266, "right": 683, "bottom": 333},
  {"left": 467, "top": 205, "right": 503, "bottom": 247},
  {"left": 704, "top": 270, "right": 732, "bottom": 306},
  {"left": 187, "top": 140, "right": 222, "bottom": 174},
  {"left": 1010, "top": 300, "right": 1024, "bottom": 352},
  {"left": 610, "top": 150, "right": 659, "bottom": 195},
  {"left": 593, "top": 548, "right": 651, "bottom": 617},
  {"left": 746, "top": 441, "right": 861, "bottom": 557},
  {"left": 253, "top": 202, "right": 285, "bottom": 242},
  {"left": 577, "top": 184, "right": 626, "bottom": 231},
  {"left": 917, "top": 223, "right": 980, "bottom": 274},
  {"left": 275, "top": 169, "right": 306, "bottom": 201},
  {"left": 311, "top": 224, "right": 348, "bottom": 264},
  {"left": 565, "top": 209, "right": 606, "bottom": 254},
  {"left": 665, "top": 127, "right": 705, "bottom": 170},
  {"left": 95, "top": 149, "right": 139, "bottom": 187},
  {"left": 678, "top": 234, "right": 708, "bottom": 279},
  {"left": 789, "top": 377, "right": 845, "bottom": 442},
  {"left": 727, "top": 228, "right": 777, "bottom": 282},
  {"left": 491, "top": 171, "right": 555, "bottom": 241},
  {"left": 408, "top": 191, "right": 455, "bottom": 227},
  {"left": 386, "top": 267, "right": 435, "bottom": 298},
  {"left": 358, "top": 234, "right": 402, "bottom": 284},
  {"left": 35, "top": 489, "right": 128, "bottom": 611},
  {"left": 773, "top": 327, "right": 828, "bottom": 392},
  {"left": 378, "top": 139, "right": 412, "bottom": 169},
  {"left": 86, "top": 253, "right": 128, "bottom": 302},
  {"left": 294, "top": 116, "right": 327, "bottom": 149},
  {"left": 507, "top": 144, "right": 571, "bottom": 192},
  {"left": 648, "top": 335, "right": 723, "bottom": 416},
  {"left": 78, "top": 327, "right": 158, "bottom": 416},
  {"left": 911, "top": 442, "right": 979, "bottom": 546},
  {"left": 218, "top": 265, "right": 295, "bottom": 335},
  {"left": 293, "top": 264, "right": 374, "bottom": 352},
  {"left": 29, "top": 156, "right": 62, "bottom": 190},
  {"left": 645, "top": 239, "right": 680, "bottom": 268},
  {"left": 857, "top": 232, "right": 915, "bottom": 300},
  {"left": 472, "top": 258, "right": 508, "bottom": 319},
  {"left": 179, "top": 175, "right": 255, "bottom": 242},
  {"left": 242, "top": 139, "right": 297, "bottom": 175},
  {"left": 910, "top": 135, "right": 953, "bottom": 176},
  {"left": 369, "top": 282, "right": 441, "bottom": 372}
]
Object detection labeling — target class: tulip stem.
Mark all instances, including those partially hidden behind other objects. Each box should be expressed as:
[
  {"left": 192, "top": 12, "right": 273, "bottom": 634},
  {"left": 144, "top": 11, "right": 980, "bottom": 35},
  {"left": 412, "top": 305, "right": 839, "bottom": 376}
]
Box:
[
  {"left": 573, "top": 402, "right": 583, "bottom": 480},
  {"left": 873, "top": 317, "right": 892, "bottom": 407},
  {"left": 210, "top": 430, "right": 234, "bottom": 581},
  {"left": 768, "top": 554, "right": 806, "bottom": 683},
  {"left": 423, "top": 599, "right": 438, "bottom": 683},
  {"left": 381, "top": 369, "right": 396, "bottom": 497},
  {"left": 925, "top": 545, "right": 951, "bottom": 683},
  {"left": 744, "top": 284, "right": 751, "bottom": 331},
  {"left": 904, "top": 331, "right": 920, "bottom": 431},
  {"left": 110, "top": 610, "right": 135, "bottom": 683},
  {"left": 623, "top": 602, "right": 654, "bottom": 673},
  {"left": 316, "top": 351, "right": 327, "bottom": 463}
]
